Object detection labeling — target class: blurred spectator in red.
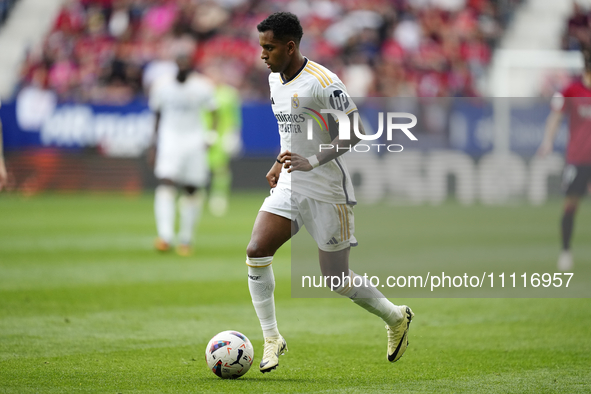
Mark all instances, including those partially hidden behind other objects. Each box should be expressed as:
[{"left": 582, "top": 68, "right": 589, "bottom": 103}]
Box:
[
  {"left": 562, "top": 1, "right": 591, "bottom": 51},
  {"left": 537, "top": 1, "right": 591, "bottom": 97}
]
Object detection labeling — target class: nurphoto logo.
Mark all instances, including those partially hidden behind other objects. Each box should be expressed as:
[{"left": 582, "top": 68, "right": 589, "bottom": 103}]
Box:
[{"left": 305, "top": 109, "right": 418, "bottom": 153}]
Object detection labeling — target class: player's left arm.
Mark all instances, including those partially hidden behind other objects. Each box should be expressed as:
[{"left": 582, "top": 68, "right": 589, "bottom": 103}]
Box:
[
  {"left": 538, "top": 90, "right": 567, "bottom": 157},
  {"left": 281, "top": 111, "right": 365, "bottom": 173},
  {"left": 537, "top": 109, "right": 563, "bottom": 157},
  {"left": 282, "top": 77, "right": 362, "bottom": 172}
]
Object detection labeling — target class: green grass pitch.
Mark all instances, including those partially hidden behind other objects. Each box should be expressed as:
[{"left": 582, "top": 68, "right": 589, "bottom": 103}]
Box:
[{"left": 1, "top": 192, "right": 590, "bottom": 393}]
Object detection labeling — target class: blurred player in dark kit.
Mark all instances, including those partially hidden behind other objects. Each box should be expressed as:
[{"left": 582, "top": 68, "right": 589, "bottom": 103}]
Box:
[{"left": 538, "top": 44, "right": 591, "bottom": 271}]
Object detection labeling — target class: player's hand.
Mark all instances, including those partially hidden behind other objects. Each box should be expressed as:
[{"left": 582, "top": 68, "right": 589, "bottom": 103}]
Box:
[
  {"left": 536, "top": 140, "right": 552, "bottom": 157},
  {"left": 278, "top": 150, "right": 313, "bottom": 173},
  {"left": 266, "top": 160, "right": 282, "bottom": 188},
  {"left": 0, "top": 158, "right": 7, "bottom": 192}
]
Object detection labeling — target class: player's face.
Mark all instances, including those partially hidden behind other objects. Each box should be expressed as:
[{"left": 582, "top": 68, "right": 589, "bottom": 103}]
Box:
[{"left": 259, "top": 31, "right": 291, "bottom": 74}]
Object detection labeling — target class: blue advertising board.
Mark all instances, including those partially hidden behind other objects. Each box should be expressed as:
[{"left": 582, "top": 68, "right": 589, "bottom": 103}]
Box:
[{"left": 0, "top": 98, "right": 567, "bottom": 157}]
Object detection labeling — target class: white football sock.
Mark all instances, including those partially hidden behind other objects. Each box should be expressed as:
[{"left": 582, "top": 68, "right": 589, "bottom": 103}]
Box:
[
  {"left": 247, "top": 256, "right": 280, "bottom": 338},
  {"left": 335, "top": 270, "right": 403, "bottom": 326},
  {"left": 178, "top": 192, "right": 203, "bottom": 245},
  {"left": 154, "top": 185, "right": 177, "bottom": 243}
]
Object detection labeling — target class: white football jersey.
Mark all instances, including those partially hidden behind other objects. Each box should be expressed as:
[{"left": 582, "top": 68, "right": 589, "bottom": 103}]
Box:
[
  {"left": 149, "top": 73, "right": 217, "bottom": 140},
  {"left": 269, "top": 58, "right": 357, "bottom": 205}
]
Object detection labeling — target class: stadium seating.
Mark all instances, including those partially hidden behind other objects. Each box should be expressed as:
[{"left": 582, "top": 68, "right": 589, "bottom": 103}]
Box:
[
  {"left": 561, "top": 1, "right": 591, "bottom": 51},
  {"left": 16, "top": 0, "right": 523, "bottom": 103}
]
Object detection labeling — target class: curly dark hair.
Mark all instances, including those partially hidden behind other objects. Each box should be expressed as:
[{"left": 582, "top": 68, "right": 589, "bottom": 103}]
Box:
[{"left": 257, "top": 12, "right": 303, "bottom": 45}]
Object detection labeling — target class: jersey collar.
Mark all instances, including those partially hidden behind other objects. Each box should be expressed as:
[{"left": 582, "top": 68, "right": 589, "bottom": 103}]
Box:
[{"left": 280, "top": 58, "right": 308, "bottom": 85}]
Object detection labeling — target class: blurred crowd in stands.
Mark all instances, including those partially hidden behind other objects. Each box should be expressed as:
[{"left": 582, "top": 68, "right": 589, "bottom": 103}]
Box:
[
  {"left": 539, "top": 1, "right": 591, "bottom": 97},
  {"left": 17, "top": 0, "right": 524, "bottom": 104},
  {"left": 562, "top": 1, "right": 591, "bottom": 51}
]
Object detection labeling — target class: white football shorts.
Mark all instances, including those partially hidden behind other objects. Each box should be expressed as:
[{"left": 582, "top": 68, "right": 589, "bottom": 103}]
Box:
[
  {"left": 155, "top": 133, "right": 208, "bottom": 186},
  {"left": 260, "top": 186, "right": 357, "bottom": 252}
]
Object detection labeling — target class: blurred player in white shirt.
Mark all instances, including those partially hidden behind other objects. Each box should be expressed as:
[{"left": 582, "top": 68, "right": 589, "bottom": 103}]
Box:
[{"left": 148, "top": 55, "right": 218, "bottom": 256}]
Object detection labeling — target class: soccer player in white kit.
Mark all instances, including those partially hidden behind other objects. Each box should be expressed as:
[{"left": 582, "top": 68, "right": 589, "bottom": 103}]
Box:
[
  {"left": 246, "top": 12, "right": 414, "bottom": 373},
  {"left": 148, "top": 55, "right": 218, "bottom": 256}
]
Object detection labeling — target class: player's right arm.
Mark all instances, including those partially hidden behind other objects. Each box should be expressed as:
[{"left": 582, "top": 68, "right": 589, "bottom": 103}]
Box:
[
  {"left": 316, "top": 111, "right": 365, "bottom": 165},
  {"left": 266, "top": 156, "right": 283, "bottom": 188},
  {"left": 537, "top": 92, "right": 566, "bottom": 157},
  {"left": 289, "top": 72, "right": 362, "bottom": 170},
  {"left": 281, "top": 111, "right": 365, "bottom": 173},
  {"left": 537, "top": 102, "right": 564, "bottom": 157},
  {"left": 537, "top": 110, "right": 563, "bottom": 156}
]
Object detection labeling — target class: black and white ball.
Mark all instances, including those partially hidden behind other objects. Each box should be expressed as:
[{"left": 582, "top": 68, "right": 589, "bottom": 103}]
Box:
[{"left": 205, "top": 331, "right": 254, "bottom": 379}]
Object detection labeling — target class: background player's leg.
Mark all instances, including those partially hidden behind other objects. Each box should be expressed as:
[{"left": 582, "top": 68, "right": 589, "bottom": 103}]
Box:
[
  {"left": 177, "top": 185, "right": 204, "bottom": 256},
  {"left": 561, "top": 196, "right": 579, "bottom": 251},
  {"left": 559, "top": 195, "right": 579, "bottom": 270},
  {"left": 154, "top": 179, "right": 176, "bottom": 251},
  {"left": 319, "top": 248, "right": 403, "bottom": 326},
  {"left": 209, "top": 165, "right": 231, "bottom": 217},
  {"left": 246, "top": 211, "right": 293, "bottom": 339}
]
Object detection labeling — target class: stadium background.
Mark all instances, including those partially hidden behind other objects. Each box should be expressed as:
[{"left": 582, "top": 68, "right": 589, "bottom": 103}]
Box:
[{"left": 1, "top": 0, "right": 591, "bottom": 392}]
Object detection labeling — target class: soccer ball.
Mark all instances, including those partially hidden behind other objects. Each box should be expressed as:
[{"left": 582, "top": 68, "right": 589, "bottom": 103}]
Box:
[{"left": 205, "top": 330, "right": 254, "bottom": 379}]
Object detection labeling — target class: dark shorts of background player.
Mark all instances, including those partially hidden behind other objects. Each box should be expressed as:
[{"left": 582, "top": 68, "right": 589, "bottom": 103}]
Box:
[{"left": 563, "top": 165, "right": 591, "bottom": 196}]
